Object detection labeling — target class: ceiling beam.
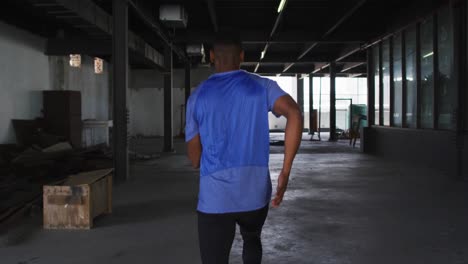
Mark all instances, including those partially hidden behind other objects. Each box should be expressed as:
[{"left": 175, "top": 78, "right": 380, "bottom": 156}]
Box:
[
  {"left": 173, "top": 30, "right": 366, "bottom": 44},
  {"left": 244, "top": 53, "right": 365, "bottom": 64},
  {"left": 341, "top": 62, "right": 366, "bottom": 73},
  {"left": 127, "top": 0, "right": 186, "bottom": 60},
  {"left": 45, "top": 38, "right": 112, "bottom": 56},
  {"left": 243, "top": 65, "right": 315, "bottom": 75},
  {"left": 336, "top": 43, "right": 364, "bottom": 62},
  {"left": 284, "top": 0, "right": 367, "bottom": 72},
  {"left": 204, "top": 0, "right": 218, "bottom": 32},
  {"left": 258, "top": 0, "right": 289, "bottom": 72},
  {"left": 45, "top": 37, "right": 166, "bottom": 69}
]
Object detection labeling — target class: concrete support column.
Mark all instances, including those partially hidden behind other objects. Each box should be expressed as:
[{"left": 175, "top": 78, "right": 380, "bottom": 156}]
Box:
[
  {"left": 309, "top": 75, "right": 314, "bottom": 136},
  {"left": 163, "top": 45, "right": 174, "bottom": 152},
  {"left": 185, "top": 61, "right": 191, "bottom": 104},
  {"left": 329, "top": 62, "right": 337, "bottom": 141},
  {"left": 454, "top": 0, "right": 467, "bottom": 179},
  {"left": 112, "top": 0, "right": 129, "bottom": 182},
  {"left": 367, "top": 48, "right": 375, "bottom": 126},
  {"left": 297, "top": 76, "right": 305, "bottom": 140},
  {"left": 297, "top": 76, "right": 304, "bottom": 113}
]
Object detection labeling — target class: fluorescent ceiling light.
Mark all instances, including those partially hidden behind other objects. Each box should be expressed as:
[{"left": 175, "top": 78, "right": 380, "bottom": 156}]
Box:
[
  {"left": 277, "top": 0, "right": 287, "bottom": 13},
  {"left": 423, "top": 51, "right": 434, "bottom": 58}
]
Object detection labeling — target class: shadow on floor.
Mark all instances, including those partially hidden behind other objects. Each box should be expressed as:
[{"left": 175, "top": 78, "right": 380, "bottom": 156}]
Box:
[{"left": 94, "top": 198, "right": 197, "bottom": 228}]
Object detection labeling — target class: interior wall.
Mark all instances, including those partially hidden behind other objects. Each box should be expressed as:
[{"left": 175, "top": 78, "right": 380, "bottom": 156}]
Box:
[
  {"left": 0, "top": 21, "right": 51, "bottom": 144},
  {"left": 366, "top": 127, "right": 459, "bottom": 175},
  {"left": 50, "top": 55, "right": 110, "bottom": 121},
  {"left": 129, "top": 67, "right": 213, "bottom": 137}
]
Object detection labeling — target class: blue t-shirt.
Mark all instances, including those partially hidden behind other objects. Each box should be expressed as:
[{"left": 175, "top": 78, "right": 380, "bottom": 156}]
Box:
[{"left": 185, "top": 70, "right": 287, "bottom": 213}]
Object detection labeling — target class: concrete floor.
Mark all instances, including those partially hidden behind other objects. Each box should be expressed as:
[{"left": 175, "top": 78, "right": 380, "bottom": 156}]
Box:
[{"left": 1, "top": 135, "right": 467, "bottom": 264}]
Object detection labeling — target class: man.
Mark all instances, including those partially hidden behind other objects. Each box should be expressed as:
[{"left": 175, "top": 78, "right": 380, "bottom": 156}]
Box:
[{"left": 185, "top": 31, "right": 303, "bottom": 264}]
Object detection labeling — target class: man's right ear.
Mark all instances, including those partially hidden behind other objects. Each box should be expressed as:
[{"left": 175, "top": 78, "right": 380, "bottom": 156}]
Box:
[{"left": 210, "top": 50, "right": 215, "bottom": 64}]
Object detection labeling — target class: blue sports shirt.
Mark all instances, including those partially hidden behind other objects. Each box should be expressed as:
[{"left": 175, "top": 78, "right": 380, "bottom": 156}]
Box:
[{"left": 185, "top": 70, "right": 287, "bottom": 213}]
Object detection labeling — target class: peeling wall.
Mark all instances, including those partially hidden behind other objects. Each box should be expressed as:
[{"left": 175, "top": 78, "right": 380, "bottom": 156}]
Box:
[
  {"left": 0, "top": 21, "right": 51, "bottom": 144},
  {"left": 129, "top": 67, "right": 213, "bottom": 137},
  {"left": 0, "top": 21, "right": 110, "bottom": 145}
]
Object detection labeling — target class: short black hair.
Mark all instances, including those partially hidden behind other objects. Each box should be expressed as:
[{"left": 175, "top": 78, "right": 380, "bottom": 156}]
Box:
[{"left": 213, "top": 29, "right": 242, "bottom": 50}]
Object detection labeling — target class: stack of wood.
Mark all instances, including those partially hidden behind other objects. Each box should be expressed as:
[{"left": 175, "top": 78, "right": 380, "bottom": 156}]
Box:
[{"left": 0, "top": 140, "right": 113, "bottom": 227}]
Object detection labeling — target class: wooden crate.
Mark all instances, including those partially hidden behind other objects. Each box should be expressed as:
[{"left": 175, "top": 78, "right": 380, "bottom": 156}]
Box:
[{"left": 43, "top": 169, "right": 113, "bottom": 229}]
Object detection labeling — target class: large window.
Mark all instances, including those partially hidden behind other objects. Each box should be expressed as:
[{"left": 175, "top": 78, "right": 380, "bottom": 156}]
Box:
[
  {"left": 373, "top": 45, "right": 380, "bottom": 125},
  {"left": 393, "top": 33, "right": 403, "bottom": 127},
  {"left": 382, "top": 39, "right": 391, "bottom": 126},
  {"left": 405, "top": 26, "right": 418, "bottom": 128},
  {"left": 437, "top": 7, "right": 455, "bottom": 130},
  {"left": 420, "top": 18, "right": 434, "bottom": 129}
]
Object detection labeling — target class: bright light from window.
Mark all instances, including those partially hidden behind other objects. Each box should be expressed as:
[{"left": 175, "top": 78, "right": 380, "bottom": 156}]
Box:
[
  {"left": 94, "top": 57, "right": 104, "bottom": 74},
  {"left": 69, "top": 54, "right": 81, "bottom": 67},
  {"left": 277, "top": 0, "right": 287, "bottom": 13}
]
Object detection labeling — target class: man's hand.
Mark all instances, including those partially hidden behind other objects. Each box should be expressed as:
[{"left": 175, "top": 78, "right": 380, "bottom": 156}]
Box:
[
  {"left": 271, "top": 170, "right": 290, "bottom": 208},
  {"left": 270, "top": 94, "right": 303, "bottom": 208}
]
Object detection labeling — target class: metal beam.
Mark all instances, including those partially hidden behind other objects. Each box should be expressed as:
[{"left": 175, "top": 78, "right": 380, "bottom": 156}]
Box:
[
  {"left": 341, "top": 62, "right": 366, "bottom": 72},
  {"left": 164, "top": 45, "right": 174, "bottom": 152},
  {"left": 37, "top": 0, "right": 165, "bottom": 68},
  {"left": 244, "top": 53, "right": 365, "bottom": 64},
  {"left": 46, "top": 38, "right": 112, "bottom": 56},
  {"left": 329, "top": 62, "right": 337, "bottom": 141},
  {"left": 297, "top": 43, "right": 319, "bottom": 60},
  {"left": 336, "top": 44, "right": 364, "bottom": 62},
  {"left": 173, "top": 30, "right": 366, "bottom": 44},
  {"left": 313, "top": 63, "right": 330, "bottom": 74},
  {"left": 367, "top": 48, "right": 375, "bottom": 126},
  {"left": 297, "top": 76, "right": 304, "bottom": 113},
  {"left": 309, "top": 75, "right": 315, "bottom": 136},
  {"left": 112, "top": 0, "right": 129, "bottom": 182},
  {"left": 286, "top": 0, "right": 367, "bottom": 72},
  {"left": 46, "top": 38, "right": 166, "bottom": 69},
  {"left": 205, "top": 0, "right": 218, "bottom": 32},
  {"left": 127, "top": 0, "right": 186, "bottom": 61},
  {"left": 185, "top": 61, "right": 191, "bottom": 104}
]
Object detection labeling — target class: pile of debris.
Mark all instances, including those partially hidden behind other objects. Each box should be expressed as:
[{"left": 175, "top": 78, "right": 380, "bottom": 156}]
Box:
[{"left": 0, "top": 128, "right": 113, "bottom": 226}]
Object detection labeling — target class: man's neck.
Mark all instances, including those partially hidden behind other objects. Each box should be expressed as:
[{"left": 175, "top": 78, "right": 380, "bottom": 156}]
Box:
[{"left": 215, "top": 65, "right": 240, "bottom": 73}]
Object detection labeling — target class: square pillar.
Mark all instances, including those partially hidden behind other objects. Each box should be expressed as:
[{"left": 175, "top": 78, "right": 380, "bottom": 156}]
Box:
[
  {"left": 329, "top": 62, "right": 337, "bottom": 141},
  {"left": 163, "top": 45, "right": 174, "bottom": 152},
  {"left": 112, "top": 0, "right": 129, "bottom": 182},
  {"left": 309, "top": 75, "right": 315, "bottom": 135}
]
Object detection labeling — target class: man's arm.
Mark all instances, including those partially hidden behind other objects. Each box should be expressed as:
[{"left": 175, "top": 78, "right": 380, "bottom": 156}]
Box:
[
  {"left": 187, "top": 134, "right": 202, "bottom": 169},
  {"left": 271, "top": 95, "right": 303, "bottom": 208}
]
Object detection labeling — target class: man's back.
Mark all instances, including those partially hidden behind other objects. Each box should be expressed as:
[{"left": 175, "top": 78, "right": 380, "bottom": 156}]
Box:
[{"left": 186, "top": 70, "right": 286, "bottom": 213}]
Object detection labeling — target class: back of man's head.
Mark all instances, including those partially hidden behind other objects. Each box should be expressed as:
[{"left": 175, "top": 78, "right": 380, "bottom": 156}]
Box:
[
  {"left": 210, "top": 29, "right": 244, "bottom": 72},
  {"left": 213, "top": 29, "right": 242, "bottom": 53}
]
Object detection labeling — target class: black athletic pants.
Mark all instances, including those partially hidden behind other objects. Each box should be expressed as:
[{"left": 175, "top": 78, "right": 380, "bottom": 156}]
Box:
[{"left": 197, "top": 205, "right": 269, "bottom": 264}]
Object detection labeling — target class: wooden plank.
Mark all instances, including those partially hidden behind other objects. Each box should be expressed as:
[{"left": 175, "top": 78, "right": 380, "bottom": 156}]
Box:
[
  {"left": 43, "top": 185, "right": 92, "bottom": 229},
  {"left": 43, "top": 170, "right": 112, "bottom": 229},
  {"left": 63, "top": 168, "right": 113, "bottom": 186}
]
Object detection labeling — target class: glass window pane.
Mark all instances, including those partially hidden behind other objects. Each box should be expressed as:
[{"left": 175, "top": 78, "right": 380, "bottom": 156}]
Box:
[
  {"left": 437, "top": 7, "right": 455, "bottom": 130},
  {"left": 383, "top": 40, "right": 391, "bottom": 126},
  {"left": 420, "top": 18, "right": 434, "bottom": 129},
  {"left": 406, "top": 26, "right": 418, "bottom": 128},
  {"left": 393, "top": 33, "right": 403, "bottom": 127},
  {"left": 373, "top": 45, "right": 380, "bottom": 125}
]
